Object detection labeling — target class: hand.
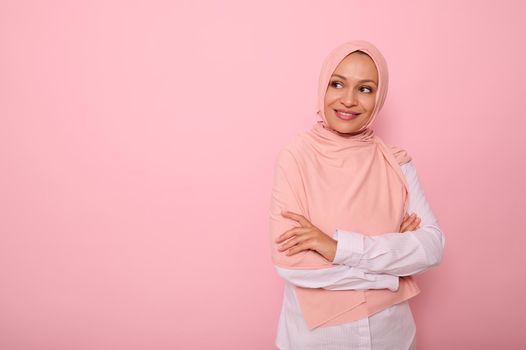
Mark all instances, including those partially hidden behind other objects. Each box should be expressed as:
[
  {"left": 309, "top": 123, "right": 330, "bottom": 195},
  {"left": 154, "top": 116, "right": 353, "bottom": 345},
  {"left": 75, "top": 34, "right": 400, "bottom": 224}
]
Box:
[
  {"left": 275, "top": 211, "right": 337, "bottom": 262},
  {"left": 400, "top": 212, "right": 421, "bottom": 233}
]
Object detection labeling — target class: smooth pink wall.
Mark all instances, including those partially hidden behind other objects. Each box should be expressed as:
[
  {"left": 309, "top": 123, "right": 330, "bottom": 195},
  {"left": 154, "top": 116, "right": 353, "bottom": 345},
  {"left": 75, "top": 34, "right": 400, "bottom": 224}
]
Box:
[{"left": 1, "top": 1, "right": 525, "bottom": 349}]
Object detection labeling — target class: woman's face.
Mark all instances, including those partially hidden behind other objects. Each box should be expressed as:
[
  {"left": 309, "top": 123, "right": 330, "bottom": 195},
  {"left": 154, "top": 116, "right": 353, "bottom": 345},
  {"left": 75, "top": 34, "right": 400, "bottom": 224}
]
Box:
[{"left": 323, "top": 52, "right": 379, "bottom": 135}]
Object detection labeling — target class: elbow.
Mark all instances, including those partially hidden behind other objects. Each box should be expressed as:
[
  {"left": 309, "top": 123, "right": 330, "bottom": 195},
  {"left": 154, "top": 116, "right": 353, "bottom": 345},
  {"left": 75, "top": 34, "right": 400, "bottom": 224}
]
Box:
[
  {"left": 274, "top": 265, "right": 294, "bottom": 285},
  {"left": 428, "top": 251, "right": 443, "bottom": 269},
  {"left": 274, "top": 265, "right": 310, "bottom": 288},
  {"left": 427, "top": 227, "right": 446, "bottom": 268},
  {"left": 274, "top": 265, "right": 290, "bottom": 283}
]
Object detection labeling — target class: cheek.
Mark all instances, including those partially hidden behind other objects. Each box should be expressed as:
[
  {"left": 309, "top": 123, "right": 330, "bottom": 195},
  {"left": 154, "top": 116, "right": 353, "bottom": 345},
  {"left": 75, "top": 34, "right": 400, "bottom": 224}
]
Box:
[
  {"left": 324, "top": 91, "right": 339, "bottom": 109},
  {"left": 364, "top": 94, "right": 376, "bottom": 111}
]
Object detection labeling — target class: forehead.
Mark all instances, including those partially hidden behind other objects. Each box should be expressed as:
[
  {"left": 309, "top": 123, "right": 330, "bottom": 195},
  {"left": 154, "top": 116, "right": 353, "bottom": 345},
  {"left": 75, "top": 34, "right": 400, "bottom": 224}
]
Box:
[{"left": 332, "top": 52, "right": 378, "bottom": 82}]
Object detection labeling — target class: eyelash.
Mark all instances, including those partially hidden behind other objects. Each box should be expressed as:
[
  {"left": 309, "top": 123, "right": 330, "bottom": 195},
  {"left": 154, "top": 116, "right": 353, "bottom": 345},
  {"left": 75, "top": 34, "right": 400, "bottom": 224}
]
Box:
[{"left": 330, "top": 81, "right": 374, "bottom": 93}]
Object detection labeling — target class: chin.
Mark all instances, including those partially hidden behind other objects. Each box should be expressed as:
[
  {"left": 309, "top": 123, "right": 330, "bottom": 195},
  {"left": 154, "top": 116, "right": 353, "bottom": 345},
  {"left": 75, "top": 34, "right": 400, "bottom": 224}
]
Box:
[
  {"left": 335, "top": 127, "right": 361, "bottom": 135},
  {"left": 327, "top": 120, "right": 364, "bottom": 135}
]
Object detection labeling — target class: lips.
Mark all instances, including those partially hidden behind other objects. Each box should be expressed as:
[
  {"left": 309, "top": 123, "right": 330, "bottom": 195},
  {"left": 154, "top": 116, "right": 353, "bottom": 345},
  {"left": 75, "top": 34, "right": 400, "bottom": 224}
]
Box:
[{"left": 334, "top": 109, "right": 360, "bottom": 120}]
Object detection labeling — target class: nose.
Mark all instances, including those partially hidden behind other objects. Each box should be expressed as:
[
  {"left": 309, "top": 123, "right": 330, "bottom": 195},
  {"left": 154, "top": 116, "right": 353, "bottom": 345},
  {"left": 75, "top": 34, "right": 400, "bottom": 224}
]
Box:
[{"left": 341, "top": 88, "right": 357, "bottom": 107}]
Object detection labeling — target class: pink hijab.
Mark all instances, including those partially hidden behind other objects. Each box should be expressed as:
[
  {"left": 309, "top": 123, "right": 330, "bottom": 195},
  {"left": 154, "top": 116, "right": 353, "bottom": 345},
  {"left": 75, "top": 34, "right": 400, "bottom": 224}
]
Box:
[{"left": 270, "top": 40, "right": 420, "bottom": 329}]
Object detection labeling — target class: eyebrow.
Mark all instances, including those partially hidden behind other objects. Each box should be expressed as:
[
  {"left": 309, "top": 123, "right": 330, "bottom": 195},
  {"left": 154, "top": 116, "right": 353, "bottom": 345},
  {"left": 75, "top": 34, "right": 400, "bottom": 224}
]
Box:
[{"left": 330, "top": 74, "right": 378, "bottom": 85}]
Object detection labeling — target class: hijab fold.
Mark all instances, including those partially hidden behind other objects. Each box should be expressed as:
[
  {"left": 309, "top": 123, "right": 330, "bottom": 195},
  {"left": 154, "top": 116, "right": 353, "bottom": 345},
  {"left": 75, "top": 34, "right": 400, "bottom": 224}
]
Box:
[{"left": 270, "top": 40, "right": 420, "bottom": 329}]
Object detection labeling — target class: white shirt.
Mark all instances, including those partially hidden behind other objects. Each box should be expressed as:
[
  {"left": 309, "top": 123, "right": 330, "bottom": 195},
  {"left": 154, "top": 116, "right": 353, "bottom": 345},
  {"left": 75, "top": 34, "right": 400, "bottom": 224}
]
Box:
[{"left": 273, "top": 161, "right": 446, "bottom": 350}]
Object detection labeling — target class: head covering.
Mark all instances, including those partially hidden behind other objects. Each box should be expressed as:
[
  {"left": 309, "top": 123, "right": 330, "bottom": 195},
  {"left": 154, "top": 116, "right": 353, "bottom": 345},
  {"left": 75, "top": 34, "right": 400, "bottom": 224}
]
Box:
[
  {"left": 270, "top": 40, "right": 420, "bottom": 329},
  {"left": 316, "top": 39, "right": 389, "bottom": 133}
]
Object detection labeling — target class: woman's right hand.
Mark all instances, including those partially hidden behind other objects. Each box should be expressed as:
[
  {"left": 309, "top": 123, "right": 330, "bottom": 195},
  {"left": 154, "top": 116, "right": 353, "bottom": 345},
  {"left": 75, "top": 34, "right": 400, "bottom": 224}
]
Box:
[{"left": 400, "top": 212, "right": 421, "bottom": 232}]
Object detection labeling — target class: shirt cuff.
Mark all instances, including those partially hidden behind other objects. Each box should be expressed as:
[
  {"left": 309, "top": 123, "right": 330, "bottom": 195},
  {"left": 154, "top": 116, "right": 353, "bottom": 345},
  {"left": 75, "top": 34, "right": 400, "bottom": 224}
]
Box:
[
  {"left": 377, "top": 273, "right": 400, "bottom": 292},
  {"left": 332, "top": 229, "right": 365, "bottom": 266}
]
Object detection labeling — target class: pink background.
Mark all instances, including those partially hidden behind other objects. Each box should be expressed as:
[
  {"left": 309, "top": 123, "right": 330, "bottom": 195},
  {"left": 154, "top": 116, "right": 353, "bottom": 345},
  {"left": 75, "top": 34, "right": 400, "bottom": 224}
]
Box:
[{"left": 1, "top": 1, "right": 525, "bottom": 349}]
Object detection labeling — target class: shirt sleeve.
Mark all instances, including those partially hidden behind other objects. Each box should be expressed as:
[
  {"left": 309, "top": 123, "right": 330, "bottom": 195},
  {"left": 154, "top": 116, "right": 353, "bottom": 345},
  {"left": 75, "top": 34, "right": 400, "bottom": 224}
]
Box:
[
  {"left": 274, "top": 264, "right": 400, "bottom": 291},
  {"left": 331, "top": 161, "right": 446, "bottom": 277}
]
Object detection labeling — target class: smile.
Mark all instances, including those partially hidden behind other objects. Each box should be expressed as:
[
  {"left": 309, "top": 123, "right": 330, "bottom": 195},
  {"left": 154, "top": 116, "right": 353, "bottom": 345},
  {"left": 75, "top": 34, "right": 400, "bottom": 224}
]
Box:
[{"left": 334, "top": 109, "right": 360, "bottom": 121}]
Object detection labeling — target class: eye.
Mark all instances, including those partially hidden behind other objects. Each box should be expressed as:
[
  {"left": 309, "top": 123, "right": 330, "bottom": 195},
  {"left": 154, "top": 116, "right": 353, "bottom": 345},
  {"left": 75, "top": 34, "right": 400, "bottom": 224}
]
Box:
[
  {"left": 360, "top": 86, "right": 373, "bottom": 93},
  {"left": 329, "top": 81, "right": 343, "bottom": 89}
]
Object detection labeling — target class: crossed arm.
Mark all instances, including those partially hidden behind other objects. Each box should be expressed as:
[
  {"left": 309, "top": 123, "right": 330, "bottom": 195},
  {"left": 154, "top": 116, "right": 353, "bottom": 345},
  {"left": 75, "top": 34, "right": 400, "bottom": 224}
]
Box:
[{"left": 270, "top": 159, "right": 445, "bottom": 292}]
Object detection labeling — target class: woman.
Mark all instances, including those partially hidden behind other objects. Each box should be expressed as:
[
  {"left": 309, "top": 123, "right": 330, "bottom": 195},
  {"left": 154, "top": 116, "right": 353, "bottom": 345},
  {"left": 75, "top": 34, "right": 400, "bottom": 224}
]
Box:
[{"left": 269, "top": 40, "right": 445, "bottom": 349}]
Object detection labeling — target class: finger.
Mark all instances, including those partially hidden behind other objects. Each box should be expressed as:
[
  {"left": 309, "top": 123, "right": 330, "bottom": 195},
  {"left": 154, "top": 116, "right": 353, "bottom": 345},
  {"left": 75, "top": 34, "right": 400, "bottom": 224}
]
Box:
[
  {"left": 400, "top": 217, "right": 412, "bottom": 232},
  {"left": 407, "top": 217, "right": 421, "bottom": 232},
  {"left": 275, "top": 227, "right": 299, "bottom": 243},
  {"left": 406, "top": 215, "right": 418, "bottom": 230},
  {"left": 275, "top": 227, "right": 311, "bottom": 243},
  {"left": 400, "top": 213, "right": 414, "bottom": 231},
  {"left": 286, "top": 239, "right": 313, "bottom": 256},
  {"left": 281, "top": 211, "right": 312, "bottom": 227},
  {"left": 281, "top": 211, "right": 311, "bottom": 227},
  {"left": 411, "top": 217, "right": 422, "bottom": 231},
  {"left": 279, "top": 233, "right": 313, "bottom": 252}
]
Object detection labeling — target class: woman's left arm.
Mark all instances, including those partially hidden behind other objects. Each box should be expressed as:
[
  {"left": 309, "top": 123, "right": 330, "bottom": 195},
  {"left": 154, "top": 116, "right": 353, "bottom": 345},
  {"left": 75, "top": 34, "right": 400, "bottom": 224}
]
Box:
[{"left": 331, "top": 161, "right": 445, "bottom": 276}]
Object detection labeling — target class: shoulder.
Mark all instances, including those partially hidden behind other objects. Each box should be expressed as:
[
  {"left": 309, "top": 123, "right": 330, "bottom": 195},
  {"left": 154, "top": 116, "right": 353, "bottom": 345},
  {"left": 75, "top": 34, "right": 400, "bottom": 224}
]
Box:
[
  {"left": 272, "top": 134, "right": 306, "bottom": 174},
  {"left": 275, "top": 132, "right": 310, "bottom": 163}
]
